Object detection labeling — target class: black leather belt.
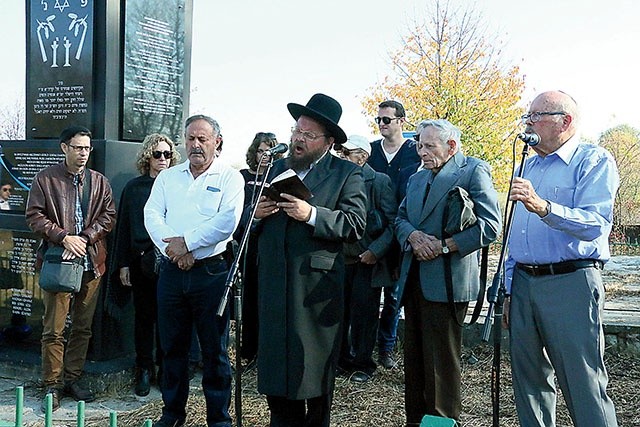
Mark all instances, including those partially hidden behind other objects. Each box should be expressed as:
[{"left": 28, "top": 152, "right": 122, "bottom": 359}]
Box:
[
  {"left": 192, "top": 253, "right": 225, "bottom": 268},
  {"left": 516, "top": 259, "right": 603, "bottom": 276}
]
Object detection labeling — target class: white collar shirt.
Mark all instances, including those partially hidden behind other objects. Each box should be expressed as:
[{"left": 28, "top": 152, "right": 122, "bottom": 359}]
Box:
[{"left": 144, "top": 159, "right": 245, "bottom": 260}]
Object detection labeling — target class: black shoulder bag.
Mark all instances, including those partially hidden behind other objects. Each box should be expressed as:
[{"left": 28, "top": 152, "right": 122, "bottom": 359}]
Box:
[
  {"left": 441, "top": 186, "right": 488, "bottom": 327},
  {"left": 38, "top": 169, "right": 91, "bottom": 293}
]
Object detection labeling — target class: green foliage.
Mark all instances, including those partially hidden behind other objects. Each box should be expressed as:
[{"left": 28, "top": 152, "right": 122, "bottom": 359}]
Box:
[
  {"left": 361, "top": 0, "right": 525, "bottom": 191},
  {"left": 599, "top": 124, "right": 640, "bottom": 228}
]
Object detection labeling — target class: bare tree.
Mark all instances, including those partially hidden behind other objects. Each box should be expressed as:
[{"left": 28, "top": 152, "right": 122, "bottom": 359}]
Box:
[{"left": 0, "top": 97, "right": 25, "bottom": 140}]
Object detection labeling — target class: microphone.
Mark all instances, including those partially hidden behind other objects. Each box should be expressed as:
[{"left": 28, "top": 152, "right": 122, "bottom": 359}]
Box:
[
  {"left": 265, "top": 143, "right": 289, "bottom": 155},
  {"left": 518, "top": 132, "right": 540, "bottom": 146}
]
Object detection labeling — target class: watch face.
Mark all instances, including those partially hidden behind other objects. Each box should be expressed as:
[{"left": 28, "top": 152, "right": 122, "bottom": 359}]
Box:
[{"left": 442, "top": 245, "right": 450, "bottom": 254}]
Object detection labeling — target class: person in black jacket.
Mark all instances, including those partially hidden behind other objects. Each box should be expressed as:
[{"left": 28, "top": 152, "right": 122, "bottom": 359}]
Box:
[
  {"left": 114, "top": 133, "right": 180, "bottom": 396},
  {"left": 235, "top": 132, "right": 283, "bottom": 363},
  {"left": 338, "top": 135, "right": 397, "bottom": 383},
  {"left": 366, "top": 100, "right": 420, "bottom": 369}
]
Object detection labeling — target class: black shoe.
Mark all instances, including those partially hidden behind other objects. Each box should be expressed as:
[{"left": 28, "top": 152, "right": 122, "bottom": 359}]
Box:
[
  {"left": 349, "top": 371, "right": 371, "bottom": 383},
  {"left": 135, "top": 368, "right": 151, "bottom": 397},
  {"left": 378, "top": 352, "right": 396, "bottom": 369},
  {"left": 41, "top": 387, "right": 61, "bottom": 412},
  {"left": 153, "top": 416, "right": 185, "bottom": 427},
  {"left": 64, "top": 381, "right": 95, "bottom": 402}
]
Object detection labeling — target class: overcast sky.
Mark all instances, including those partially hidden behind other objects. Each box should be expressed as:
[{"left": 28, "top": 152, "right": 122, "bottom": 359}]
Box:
[{"left": 1, "top": 0, "right": 638, "bottom": 166}]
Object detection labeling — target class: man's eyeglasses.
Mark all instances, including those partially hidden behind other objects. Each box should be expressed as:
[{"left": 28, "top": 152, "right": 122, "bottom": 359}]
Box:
[
  {"left": 291, "top": 127, "right": 326, "bottom": 141},
  {"left": 375, "top": 116, "right": 402, "bottom": 125},
  {"left": 67, "top": 144, "right": 93, "bottom": 152},
  {"left": 520, "top": 111, "right": 566, "bottom": 124},
  {"left": 152, "top": 150, "right": 173, "bottom": 159}
]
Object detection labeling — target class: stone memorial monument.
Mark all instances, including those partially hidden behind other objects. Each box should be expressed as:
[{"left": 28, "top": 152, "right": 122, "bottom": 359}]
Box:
[{"left": 0, "top": 0, "right": 193, "bottom": 369}]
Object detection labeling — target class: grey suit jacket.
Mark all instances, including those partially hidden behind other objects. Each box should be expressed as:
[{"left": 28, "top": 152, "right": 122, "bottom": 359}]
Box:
[{"left": 395, "top": 151, "right": 502, "bottom": 302}]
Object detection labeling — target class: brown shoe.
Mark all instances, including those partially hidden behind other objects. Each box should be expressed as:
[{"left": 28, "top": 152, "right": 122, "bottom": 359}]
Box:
[{"left": 41, "top": 387, "right": 61, "bottom": 412}]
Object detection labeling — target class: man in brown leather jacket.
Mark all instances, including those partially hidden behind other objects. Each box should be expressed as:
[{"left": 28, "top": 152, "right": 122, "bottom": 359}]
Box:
[{"left": 26, "top": 125, "right": 116, "bottom": 411}]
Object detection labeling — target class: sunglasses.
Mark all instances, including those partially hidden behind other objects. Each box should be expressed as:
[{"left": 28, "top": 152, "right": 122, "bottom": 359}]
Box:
[
  {"left": 152, "top": 150, "right": 173, "bottom": 159},
  {"left": 375, "top": 116, "right": 402, "bottom": 125}
]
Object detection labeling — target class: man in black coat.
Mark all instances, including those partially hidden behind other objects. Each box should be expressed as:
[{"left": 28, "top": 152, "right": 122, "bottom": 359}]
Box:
[{"left": 255, "top": 94, "right": 367, "bottom": 427}]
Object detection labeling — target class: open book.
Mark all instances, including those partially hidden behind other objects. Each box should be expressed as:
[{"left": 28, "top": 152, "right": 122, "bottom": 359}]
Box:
[{"left": 263, "top": 169, "right": 312, "bottom": 202}]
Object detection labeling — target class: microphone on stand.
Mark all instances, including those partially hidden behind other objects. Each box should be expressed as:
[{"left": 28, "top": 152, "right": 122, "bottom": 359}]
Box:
[
  {"left": 517, "top": 132, "right": 540, "bottom": 146},
  {"left": 265, "top": 143, "right": 289, "bottom": 155}
]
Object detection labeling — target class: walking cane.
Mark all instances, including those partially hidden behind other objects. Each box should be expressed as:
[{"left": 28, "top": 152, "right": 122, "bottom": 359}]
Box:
[{"left": 481, "top": 132, "right": 539, "bottom": 427}]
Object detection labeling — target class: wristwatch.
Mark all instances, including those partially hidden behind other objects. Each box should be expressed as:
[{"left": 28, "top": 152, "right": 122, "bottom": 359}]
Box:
[{"left": 441, "top": 240, "right": 450, "bottom": 254}]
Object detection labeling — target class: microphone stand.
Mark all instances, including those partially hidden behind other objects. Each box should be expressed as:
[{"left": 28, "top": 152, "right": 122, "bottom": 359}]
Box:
[
  {"left": 481, "top": 138, "right": 532, "bottom": 427},
  {"left": 217, "top": 155, "right": 275, "bottom": 427}
]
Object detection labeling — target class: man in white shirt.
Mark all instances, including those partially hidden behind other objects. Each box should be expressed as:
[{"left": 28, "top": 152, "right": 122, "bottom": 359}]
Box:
[{"left": 144, "top": 115, "right": 245, "bottom": 427}]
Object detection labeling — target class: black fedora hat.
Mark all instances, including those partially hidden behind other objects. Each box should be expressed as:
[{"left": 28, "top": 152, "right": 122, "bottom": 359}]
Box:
[{"left": 287, "top": 93, "right": 347, "bottom": 144}]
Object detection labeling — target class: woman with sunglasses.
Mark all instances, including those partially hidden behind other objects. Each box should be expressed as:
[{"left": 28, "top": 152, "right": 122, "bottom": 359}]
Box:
[
  {"left": 113, "top": 133, "right": 180, "bottom": 396},
  {"left": 234, "top": 132, "right": 283, "bottom": 364}
]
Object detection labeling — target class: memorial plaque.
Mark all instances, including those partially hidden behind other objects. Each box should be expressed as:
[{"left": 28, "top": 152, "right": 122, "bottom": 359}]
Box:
[
  {"left": 122, "top": 0, "right": 187, "bottom": 142},
  {"left": 0, "top": 143, "right": 65, "bottom": 213},
  {"left": 26, "top": 0, "right": 95, "bottom": 139},
  {"left": 0, "top": 230, "right": 43, "bottom": 339}
]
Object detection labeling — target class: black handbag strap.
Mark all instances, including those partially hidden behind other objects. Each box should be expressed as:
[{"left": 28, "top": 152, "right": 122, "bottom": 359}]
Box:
[
  {"left": 442, "top": 191, "right": 487, "bottom": 328},
  {"left": 443, "top": 246, "right": 487, "bottom": 328}
]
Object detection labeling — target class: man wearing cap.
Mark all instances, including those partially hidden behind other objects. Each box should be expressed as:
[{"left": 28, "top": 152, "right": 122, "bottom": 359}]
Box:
[
  {"left": 26, "top": 125, "right": 116, "bottom": 411},
  {"left": 338, "top": 135, "right": 397, "bottom": 383},
  {"left": 255, "top": 94, "right": 367, "bottom": 426}
]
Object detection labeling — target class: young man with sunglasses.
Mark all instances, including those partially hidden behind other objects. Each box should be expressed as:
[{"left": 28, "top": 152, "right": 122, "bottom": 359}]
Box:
[
  {"left": 26, "top": 125, "right": 116, "bottom": 411},
  {"left": 367, "top": 100, "right": 420, "bottom": 370}
]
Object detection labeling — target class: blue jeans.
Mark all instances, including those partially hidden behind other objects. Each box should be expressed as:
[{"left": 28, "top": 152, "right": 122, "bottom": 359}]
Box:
[
  {"left": 157, "top": 259, "right": 232, "bottom": 427},
  {"left": 377, "top": 283, "right": 401, "bottom": 354}
]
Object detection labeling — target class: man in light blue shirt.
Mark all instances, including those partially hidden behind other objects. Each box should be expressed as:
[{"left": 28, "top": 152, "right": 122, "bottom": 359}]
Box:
[
  {"left": 145, "top": 115, "right": 245, "bottom": 427},
  {"left": 504, "top": 91, "right": 619, "bottom": 427}
]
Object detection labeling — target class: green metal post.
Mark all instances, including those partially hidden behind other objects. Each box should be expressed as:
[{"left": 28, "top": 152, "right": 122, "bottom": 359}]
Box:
[
  {"left": 143, "top": 419, "right": 152, "bottom": 427},
  {"left": 44, "top": 393, "right": 52, "bottom": 427},
  {"left": 77, "top": 400, "right": 86, "bottom": 427},
  {"left": 15, "top": 387, "right": 23, "bottom": 427},
  {"left": 110, "top": 411, "right": 117, "bottom": 427}
]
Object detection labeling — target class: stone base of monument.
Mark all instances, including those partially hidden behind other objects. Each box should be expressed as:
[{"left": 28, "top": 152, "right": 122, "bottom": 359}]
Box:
[{"left": 0, "top": 345, "right": 134, "bottom": 397}]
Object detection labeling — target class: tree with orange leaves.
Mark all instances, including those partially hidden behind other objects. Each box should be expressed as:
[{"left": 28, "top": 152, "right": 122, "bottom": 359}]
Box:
[{"left": 361, "top": 0, "right": 525, "bottom": 191}]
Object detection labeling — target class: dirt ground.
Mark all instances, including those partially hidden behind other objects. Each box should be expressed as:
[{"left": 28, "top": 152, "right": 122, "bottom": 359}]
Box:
[
  {"left": 112, "top": 262, "right": 640, "bottom": 427},
  {"left": 111, "top": 342, "right": 640, "bottom": 427}
]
